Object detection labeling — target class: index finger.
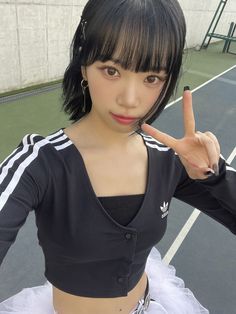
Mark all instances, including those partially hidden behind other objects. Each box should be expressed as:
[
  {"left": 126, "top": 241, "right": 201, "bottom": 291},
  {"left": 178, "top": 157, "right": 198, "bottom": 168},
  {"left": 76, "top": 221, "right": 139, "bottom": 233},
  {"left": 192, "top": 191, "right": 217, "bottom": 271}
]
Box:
[
  {"left": 141, "top": 123, "right": 178, "bottom": 149},
  {"left": 183, "top": 87, "right": 195, "bottom": 137}
]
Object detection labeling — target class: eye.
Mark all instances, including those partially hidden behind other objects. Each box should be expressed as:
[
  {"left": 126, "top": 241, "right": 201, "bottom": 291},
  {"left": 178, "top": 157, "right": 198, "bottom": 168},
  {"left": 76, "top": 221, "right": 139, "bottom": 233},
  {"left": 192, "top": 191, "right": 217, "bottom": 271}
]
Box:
[
  {"left": 145, "top": 75, "right": 160, "bottom": 85},
  {"left": 103, "top": 67, "right": 120, "bottom": 77}
]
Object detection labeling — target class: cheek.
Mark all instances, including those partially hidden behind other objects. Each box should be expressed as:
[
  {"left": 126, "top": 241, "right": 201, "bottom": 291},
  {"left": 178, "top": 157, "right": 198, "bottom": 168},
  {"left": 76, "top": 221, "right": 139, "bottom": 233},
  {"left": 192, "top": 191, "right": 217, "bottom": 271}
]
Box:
[
  {"left": 88, "top": 79, "right": 116, "bottom": 107},
  {"left": 88, "top": 78, "right": 105, "bottom": 103},
  {"left": 144, "top": 85, "right": 164, "bottom": 109}
]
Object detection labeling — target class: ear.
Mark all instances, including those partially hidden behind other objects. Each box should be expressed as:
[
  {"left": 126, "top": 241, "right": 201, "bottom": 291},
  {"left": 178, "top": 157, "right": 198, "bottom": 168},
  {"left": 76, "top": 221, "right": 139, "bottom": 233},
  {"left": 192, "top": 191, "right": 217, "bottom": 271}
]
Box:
[{"left": 81, "top": 66, "right": 87, "bottom": 81}]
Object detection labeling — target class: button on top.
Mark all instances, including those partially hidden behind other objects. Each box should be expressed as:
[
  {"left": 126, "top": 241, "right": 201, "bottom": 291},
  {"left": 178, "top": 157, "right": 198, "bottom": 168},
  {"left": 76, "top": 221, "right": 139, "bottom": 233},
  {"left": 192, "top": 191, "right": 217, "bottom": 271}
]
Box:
[{"left": 125, "top": 233, "right": 132, "bottom": 240}]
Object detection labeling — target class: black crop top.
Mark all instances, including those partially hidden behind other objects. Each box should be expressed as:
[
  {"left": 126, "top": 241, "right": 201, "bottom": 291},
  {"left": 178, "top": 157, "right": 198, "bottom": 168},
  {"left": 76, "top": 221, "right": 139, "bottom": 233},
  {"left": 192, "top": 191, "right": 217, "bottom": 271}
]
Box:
[
  {"left": 98, "top": 194, "right": 145, "bottom": 226},
  {"left": 0, "top": 129, "right": 235, "bottom": 298}
]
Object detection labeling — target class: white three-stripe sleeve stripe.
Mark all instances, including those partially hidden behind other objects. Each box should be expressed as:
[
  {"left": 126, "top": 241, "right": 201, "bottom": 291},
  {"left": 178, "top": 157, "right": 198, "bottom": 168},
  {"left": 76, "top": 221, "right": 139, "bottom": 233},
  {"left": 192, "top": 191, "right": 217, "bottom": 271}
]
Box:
[
  {"left": 141, "top": 134, "right": 171, "bottom": 152},
  {"left": 0, "top": 134, "right": 30, "bottom": 169},
  {"left": 145, "top": 142, "right": 171, "bottom": 152},
  {"left": 0, "top": 138, "right": 49, "bottom": 211},
  {"left": 141, "top": 135, "right": 166, "bottom": 146},
  {"left": 50, "top": 134, "right": 67, "bottom": 143},
  {"left": 46, "top": 129, "right": 63, "bottom": 140},
  {"left": 0, "top": 134, "right": 39, "bottom": 185},
  {"left": 0, "top": 130, "right": 63, "bottom": 183},
  {"left": 48, "top": 131, "right": 73, "bottom": 150},
  {"left": 55, "top": 141, "right": 73, "bottom": 151},
  {"left": 0, "top": 130, "right": 67, "bottom": 212}
]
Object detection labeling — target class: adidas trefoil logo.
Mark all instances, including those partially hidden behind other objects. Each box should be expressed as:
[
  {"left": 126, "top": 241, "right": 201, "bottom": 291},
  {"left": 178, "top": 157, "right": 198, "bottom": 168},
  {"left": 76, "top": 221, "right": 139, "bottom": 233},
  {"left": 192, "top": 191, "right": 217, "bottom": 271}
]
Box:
[{"left": 160, "top": 201, "right": 169, "bottom": 218}]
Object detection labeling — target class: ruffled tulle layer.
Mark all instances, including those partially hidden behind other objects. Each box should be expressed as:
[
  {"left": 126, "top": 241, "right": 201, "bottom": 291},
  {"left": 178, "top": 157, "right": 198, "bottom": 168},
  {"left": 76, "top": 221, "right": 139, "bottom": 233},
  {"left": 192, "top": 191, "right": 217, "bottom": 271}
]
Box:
[
  {"left": 0, "top": 247, "right": 209, "bottom": 314},
  {"left": 145, "top": 247, "right": 209, "bottom": 314}
]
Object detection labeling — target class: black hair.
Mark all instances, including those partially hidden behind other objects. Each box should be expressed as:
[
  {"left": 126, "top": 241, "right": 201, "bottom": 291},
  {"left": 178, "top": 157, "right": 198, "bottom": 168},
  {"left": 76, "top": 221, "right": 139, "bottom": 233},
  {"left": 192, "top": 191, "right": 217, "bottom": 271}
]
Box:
[{"left": 62, "top": 0, "right": 186, "bottom": 125}]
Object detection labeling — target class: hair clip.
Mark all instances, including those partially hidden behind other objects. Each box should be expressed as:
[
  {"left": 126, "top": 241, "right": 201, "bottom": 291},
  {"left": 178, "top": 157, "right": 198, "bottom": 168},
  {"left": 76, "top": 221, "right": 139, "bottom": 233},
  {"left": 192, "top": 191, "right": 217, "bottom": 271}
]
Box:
[{"left": 81, "top": 19, "right": 87, "bottom": 41}]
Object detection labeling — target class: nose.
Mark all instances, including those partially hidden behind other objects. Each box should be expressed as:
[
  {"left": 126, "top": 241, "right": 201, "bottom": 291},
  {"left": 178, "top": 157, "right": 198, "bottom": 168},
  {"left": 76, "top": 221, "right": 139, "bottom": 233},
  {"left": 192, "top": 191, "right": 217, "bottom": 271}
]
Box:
[{"left": 117, "top": 80, "right": 140, "bottom": 109}]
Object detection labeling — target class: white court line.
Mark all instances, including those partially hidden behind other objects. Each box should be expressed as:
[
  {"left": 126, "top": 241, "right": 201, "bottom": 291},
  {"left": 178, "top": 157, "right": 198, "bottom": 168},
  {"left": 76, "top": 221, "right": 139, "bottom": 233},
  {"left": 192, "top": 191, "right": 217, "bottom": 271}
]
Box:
[
  {"left": 163, "top": 147, "right": 236, "bottom": 265},
  {"left": 165, "top": 64, "right": 236, "bottom": 109},
  {"left": 227, "top": 146, "right": 236, "bottom": 164},
  {"left": 187, "top": 70, "right": 236, "bottom": 86},
  {"left": 162, "top": 65, "right": 236, "bottom": 264}
]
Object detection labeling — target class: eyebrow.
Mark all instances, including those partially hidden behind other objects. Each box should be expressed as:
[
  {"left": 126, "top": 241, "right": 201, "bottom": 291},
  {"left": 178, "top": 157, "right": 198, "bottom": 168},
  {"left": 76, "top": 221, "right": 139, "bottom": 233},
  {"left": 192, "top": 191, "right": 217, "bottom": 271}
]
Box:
[{"left": 109, "top": 57, "right": 123, "bottom": 65}]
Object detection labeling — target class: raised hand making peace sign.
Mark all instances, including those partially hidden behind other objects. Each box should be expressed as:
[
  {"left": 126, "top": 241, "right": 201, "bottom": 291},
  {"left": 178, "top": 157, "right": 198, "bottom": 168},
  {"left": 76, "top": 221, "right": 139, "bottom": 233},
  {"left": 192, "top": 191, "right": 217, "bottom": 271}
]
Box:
[{"left": 141, "top": 87, "right": 220, "bottom": 180}]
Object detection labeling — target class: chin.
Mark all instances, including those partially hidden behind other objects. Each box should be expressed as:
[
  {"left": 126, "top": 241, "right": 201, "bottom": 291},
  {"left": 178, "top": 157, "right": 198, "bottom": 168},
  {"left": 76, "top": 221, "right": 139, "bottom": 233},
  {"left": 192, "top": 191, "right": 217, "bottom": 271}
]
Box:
[{"left": 112, "top": 124, "right": 137, "bottom": 134}]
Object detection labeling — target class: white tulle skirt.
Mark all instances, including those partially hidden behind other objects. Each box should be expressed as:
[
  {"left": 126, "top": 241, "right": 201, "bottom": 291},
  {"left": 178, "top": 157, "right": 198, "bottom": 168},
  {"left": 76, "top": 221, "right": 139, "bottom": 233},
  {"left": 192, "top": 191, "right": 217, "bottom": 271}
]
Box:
[{"left": 0, "top": 247, "right": 209, "bottom": 314}]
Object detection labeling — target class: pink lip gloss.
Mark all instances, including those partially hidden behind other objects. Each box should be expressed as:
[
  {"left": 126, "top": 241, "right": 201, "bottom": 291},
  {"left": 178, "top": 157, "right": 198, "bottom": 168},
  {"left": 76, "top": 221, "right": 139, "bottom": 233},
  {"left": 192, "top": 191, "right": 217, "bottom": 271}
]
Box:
[{"left": 110, "top": 113, "right": 138, "bottom": 125}]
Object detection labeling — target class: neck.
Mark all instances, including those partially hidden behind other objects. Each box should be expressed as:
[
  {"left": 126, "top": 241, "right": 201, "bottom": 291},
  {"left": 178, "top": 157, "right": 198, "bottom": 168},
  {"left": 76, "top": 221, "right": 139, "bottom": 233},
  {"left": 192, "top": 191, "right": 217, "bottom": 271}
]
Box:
[{"left": 77, "top": 112, "right": 139, "bottom": 149}]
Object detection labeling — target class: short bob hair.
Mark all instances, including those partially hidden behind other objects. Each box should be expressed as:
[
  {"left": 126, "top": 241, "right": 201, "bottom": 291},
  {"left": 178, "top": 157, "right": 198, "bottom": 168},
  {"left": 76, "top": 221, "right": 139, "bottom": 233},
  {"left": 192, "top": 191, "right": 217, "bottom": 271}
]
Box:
[{"left": 62, "top": 0, "right": 186, "bottom": 126}]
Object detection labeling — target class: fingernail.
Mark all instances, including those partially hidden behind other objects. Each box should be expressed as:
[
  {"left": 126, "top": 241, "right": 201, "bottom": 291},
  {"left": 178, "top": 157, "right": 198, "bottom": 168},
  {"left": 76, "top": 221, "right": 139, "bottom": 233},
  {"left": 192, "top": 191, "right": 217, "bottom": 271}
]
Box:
[
  {"left": 213, "top": 164, "right": 219, "bottom": 176},
  {"left": 184, "top": 86, "right": 190, "bottom": 91},
  {"left": 205, "top": 169, "right": 215, "bottom": 177}
]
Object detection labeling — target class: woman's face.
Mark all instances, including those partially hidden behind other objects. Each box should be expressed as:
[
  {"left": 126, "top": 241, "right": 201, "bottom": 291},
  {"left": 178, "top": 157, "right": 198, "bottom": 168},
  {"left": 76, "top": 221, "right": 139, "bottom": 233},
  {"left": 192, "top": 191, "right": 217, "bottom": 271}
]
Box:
[{"left": 83, "top": 60, "right": 167, "bottom": 133}]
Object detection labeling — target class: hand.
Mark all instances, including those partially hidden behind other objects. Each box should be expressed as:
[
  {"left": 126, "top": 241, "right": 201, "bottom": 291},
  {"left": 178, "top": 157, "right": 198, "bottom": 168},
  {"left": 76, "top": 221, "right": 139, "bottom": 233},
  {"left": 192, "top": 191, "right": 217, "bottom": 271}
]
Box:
[{"left": 141, "top": 88, "right": 220, "bottom": 180}]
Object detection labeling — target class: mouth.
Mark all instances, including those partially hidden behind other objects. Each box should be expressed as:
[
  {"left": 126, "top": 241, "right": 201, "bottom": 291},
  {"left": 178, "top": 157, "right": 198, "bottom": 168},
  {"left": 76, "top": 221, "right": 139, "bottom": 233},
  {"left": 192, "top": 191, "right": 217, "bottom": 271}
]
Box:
[{"left": 110, "top": 113, "right": 139, "bottom": 125}]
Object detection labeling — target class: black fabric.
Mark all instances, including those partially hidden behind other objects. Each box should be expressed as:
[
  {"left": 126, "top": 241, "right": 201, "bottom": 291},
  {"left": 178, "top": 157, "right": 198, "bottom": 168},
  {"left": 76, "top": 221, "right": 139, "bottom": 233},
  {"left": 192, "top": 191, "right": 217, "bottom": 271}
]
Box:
[
  {"left": 0, "top": 129, "right": 235, "bottom": 299},
  {"left": 98, "top": 194, "right": 145, "bottom": 226}
]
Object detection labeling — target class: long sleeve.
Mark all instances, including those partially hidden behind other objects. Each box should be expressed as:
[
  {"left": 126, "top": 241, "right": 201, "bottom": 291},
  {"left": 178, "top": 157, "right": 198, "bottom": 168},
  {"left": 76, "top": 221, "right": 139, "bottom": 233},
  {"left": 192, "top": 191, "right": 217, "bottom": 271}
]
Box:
[
  {"left": 174, "top": 156, "right": 236, "bottom": 235},
  {"left": 0, "top": 134, "right": 48, "bottom": 266}
]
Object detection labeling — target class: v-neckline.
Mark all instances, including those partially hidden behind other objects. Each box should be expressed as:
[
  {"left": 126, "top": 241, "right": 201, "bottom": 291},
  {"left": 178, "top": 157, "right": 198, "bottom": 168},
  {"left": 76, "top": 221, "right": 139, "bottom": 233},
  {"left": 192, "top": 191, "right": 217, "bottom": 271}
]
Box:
[{"left": 61, "top": 128, "right": 151, "bottom": 229}]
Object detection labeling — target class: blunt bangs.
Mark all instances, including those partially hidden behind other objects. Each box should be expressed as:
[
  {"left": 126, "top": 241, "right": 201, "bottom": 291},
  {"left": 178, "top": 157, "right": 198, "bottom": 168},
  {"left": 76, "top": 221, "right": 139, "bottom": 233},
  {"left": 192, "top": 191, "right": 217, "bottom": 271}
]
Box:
[{"left": 81, "top": 0, "right": 185, "bottom": 75}]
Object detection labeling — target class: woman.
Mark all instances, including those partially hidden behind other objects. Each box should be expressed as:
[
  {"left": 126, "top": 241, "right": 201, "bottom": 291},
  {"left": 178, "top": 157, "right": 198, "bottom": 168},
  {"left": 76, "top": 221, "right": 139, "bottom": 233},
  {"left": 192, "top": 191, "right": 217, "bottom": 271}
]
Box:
[{"left": 0, "top": 0, "right": 235, "bottom": 313}]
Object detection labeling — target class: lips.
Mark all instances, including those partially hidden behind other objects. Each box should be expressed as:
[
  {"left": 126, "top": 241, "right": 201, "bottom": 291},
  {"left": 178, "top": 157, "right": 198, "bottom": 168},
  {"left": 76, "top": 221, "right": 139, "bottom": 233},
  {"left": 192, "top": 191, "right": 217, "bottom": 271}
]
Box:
[{"left": 110, "top": 113, "right": 139, "bottom": 125}]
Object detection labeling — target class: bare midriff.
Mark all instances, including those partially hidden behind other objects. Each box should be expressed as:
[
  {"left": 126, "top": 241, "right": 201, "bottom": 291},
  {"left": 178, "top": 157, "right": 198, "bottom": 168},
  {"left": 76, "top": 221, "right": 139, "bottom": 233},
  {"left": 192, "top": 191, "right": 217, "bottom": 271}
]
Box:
[{"left": 53, "top": 272, "right": 147, "bottom": 314}]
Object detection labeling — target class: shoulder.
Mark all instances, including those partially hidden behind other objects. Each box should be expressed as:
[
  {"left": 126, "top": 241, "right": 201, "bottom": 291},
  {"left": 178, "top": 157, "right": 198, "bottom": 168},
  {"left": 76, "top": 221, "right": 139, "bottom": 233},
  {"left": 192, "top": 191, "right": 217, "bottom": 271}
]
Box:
[
  {"left": 0, "top": 129, "right": 73, "bottom": 176},
  {"left": 16, "top": 129, "right": 72, "bottom": 152},
  {"left": 13, "top": 129, "right": 73, "bottom": 163},
  {"left": 0, "top": 129, "right": 74, "bottom": 203}
]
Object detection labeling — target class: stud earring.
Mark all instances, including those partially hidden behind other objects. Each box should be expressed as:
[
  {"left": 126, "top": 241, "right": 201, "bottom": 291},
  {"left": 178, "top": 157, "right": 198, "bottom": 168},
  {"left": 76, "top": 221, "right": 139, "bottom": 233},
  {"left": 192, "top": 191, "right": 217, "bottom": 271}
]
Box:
[{"left": 81, "top": 79, "right": 88, "bottom": 112}]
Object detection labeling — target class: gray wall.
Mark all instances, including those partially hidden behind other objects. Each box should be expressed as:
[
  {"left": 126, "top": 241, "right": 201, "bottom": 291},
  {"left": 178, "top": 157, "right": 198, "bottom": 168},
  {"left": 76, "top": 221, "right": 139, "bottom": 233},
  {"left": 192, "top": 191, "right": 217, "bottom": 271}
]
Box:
[
  {"left": 0, "top": 0, "right": 84, "bottom": 93},
  {"left": 0, "top": 0, "right": 236, "bottom": 93}
]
